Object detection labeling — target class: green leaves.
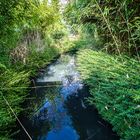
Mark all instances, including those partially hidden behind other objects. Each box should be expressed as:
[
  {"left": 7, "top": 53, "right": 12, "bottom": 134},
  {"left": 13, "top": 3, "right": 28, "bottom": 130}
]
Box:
[
  {"left": 0, "top": 69, "right": 30, "bottom": 139},
  {"left": 77, "top": 49, "right": 140, "bottom": 139},
  {"left": 65, "top": 0, "right": 140, "bottom": 56},
  {"left": 0, "top": 0, "right": 69, "bottom": 139},
  {"left": 0, "top": 63, "right": 6, "bottom": 72}
]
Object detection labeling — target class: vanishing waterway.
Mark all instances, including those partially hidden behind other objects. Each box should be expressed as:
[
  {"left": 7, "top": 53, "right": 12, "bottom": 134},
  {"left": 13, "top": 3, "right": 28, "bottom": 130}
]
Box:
[{"left": 17, "top": 54, "right": 119, "bottom": 140}]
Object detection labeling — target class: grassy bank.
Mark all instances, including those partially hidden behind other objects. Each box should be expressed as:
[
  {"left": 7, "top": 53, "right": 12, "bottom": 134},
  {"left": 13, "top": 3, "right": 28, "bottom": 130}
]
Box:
[
  {"left": 0, "top": 1, "right": 72, "bottom": 139},
  {"left": 77, "top": 49, "right": 140, "bottom": 140},
  {"left": 0, "top": 45, "right": 60, "bottom": 139}
]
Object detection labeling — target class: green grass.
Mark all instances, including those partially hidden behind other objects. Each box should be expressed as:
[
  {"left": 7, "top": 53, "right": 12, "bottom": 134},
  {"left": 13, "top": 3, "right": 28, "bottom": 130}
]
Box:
[
  {"left": 65, "top": 0, "right": 140, "bottom": 56},
  {"left": 77, "top": 49, "right": 140, "bottom": 140},
  {"left": 0, "top": 67, "right": 30, "bottom": 139},
  {"left": 0, "top": 32, "right": 68, "bottom": 139}
]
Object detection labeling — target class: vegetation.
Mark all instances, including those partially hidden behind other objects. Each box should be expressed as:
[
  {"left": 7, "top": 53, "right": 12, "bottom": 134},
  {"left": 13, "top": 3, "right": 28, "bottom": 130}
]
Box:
[
  {"left": 65, "top": 0, "right": 140, "bottom": 57},
  {"left": 0, "top": 0, "right": 69, "bottom": 139},
  {"left": 77, "top": 49, "right": 140, "bottom": 139},
  {"left": 65, "top": 0, "right": 140, "bottom": 139},
  {"left": 0, "top": 0, "right": 140, "bottom": 139}
]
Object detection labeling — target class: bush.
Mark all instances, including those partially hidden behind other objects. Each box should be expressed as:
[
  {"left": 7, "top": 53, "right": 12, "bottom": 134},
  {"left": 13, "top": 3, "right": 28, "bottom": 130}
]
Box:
[
  {"left": 77, "top": 49, "right": 140, "bottom": 140},
  {"left": 0, "top": 68, "right": 30, "bottom": 139},
  {"left": 0, "top": 0, "right": 67, "bottom": 139},
  {"left": 65, "top": 0, "right": 140, "bottom": 57}
]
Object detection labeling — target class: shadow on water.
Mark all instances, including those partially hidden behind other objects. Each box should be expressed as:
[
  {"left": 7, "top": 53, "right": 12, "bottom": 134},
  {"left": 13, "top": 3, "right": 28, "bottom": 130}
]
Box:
[{"left": 15, "top": 54, "right": 120, "bottom": 140}]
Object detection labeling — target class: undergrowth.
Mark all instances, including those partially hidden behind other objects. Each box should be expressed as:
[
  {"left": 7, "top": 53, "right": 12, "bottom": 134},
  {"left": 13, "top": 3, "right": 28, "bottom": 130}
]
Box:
[
  {"left": 0, "top": 1, "right": 70, "bottom": 139},
  {"left": 77, "top": 49, "right": 140, "bottom": 140}
]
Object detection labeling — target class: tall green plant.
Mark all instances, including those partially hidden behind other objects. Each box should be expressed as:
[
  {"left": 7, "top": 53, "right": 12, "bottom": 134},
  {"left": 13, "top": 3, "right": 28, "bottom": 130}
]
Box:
[
  {"left": 65, "top": 0, "right": 140, "bottom": 57},
  {"left": 77, "top": 49, "right": 140, "bottom": 139}
]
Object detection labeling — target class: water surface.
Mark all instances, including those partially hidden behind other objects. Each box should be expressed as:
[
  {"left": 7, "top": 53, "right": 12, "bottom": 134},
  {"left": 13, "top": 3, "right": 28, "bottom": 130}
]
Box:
[{"left": 17, "top": 54, "right": 119, "bottom": 140}]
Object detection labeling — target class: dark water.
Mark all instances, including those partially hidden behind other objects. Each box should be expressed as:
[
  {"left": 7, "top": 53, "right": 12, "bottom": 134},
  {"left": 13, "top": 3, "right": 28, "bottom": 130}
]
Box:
[{"left": 17, "top": 55, "right": 119, "bottom": 140}]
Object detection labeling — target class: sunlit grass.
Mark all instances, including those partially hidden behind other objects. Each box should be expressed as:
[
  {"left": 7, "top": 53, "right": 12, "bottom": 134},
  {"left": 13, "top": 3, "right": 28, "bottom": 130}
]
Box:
[{"left": 77, "top": 49, "right": 140, "bottom": 139}]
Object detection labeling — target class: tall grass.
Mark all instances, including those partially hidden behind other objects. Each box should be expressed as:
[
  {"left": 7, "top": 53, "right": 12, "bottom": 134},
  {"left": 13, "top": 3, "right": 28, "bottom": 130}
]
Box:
[
  {"left": 65, "top": 1, "right": 140, "bottom": 139},
  {"left": 0, "top": 0, "right": 69, "bottom": 139},
  {"left": 65, "top": 0, "right": 140, "bottom": 58},
  {"left": 77, "top": 49, "right": 140, "bottom": 139}
]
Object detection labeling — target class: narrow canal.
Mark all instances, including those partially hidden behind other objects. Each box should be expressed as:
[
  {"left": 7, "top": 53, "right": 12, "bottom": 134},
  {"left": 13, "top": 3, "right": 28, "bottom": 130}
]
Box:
[{"left": 17, "top": 54, "right": 119, "bottom": 140}]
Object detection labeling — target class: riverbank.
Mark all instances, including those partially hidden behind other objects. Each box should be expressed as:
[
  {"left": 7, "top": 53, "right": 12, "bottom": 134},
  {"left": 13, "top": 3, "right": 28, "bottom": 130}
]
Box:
[
  {"left": 0, "top": 36, "right": 78, "bottom": 139},
  {"left": 0, "top": 46, "right": 60, "bottom": 139},
  {"left": 15, "top": 54, "right": 119, "bottom": 140},
  {"left": 76, "top": 49, "right": 140, "bottom": 140}
]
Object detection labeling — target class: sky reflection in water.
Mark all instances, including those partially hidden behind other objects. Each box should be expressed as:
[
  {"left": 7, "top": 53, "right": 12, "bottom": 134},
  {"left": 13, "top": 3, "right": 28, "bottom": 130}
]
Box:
[{"left": 33, "top": 55, "right": 82, "bottom": 140}]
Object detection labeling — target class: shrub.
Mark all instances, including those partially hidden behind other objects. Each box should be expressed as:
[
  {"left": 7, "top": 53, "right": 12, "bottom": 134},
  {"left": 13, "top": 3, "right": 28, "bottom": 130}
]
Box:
[{"left": 77, "top": 49, "right": 140, "bottom": 139}]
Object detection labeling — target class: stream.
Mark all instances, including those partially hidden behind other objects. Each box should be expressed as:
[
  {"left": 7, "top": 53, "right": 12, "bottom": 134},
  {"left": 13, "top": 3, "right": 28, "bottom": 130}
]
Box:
[{"left": 17, "top": 54, "right": 119, "bottom": 140}]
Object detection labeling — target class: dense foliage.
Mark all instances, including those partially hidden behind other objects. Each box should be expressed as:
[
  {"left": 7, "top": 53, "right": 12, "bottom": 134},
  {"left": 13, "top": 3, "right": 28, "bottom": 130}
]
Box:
[
  {"left": 64, "top": 0, "right": 140, "bottom": 139},
  {"left": 65, "top": 0, "right": 140, "bottom": 57},
  {"left": 0, "top": 67, "right": 29, "bottom": 139},
  {"left": 77, "top": 49, "right": 140, "bottom": 140},
  {"left": 1, "top": 0, "right": 140, "bottom": 139},
  {"left": 0, "top": 0, "right": 69, "bottom": 139}
]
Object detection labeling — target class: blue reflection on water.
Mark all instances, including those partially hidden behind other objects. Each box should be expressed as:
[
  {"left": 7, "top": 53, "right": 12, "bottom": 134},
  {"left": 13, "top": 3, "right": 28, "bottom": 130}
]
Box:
[
  {"left": 46, "top": 126, "right": 79, "bottom": 140},
  {"left": 17, "top": 55, "right": 119, "bottom": 140},
  {"left": 61, "top": 83, "right": 83, "bottom": 100},
  {"left": 32, "top": 55, "right": 83, "bottom": 140},
  {"left": 33, "top": 79, "right": 82, "bottom": 140}
]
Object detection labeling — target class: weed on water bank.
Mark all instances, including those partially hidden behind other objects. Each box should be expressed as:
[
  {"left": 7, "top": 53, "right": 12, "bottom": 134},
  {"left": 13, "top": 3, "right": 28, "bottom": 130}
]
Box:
[{"left": 77, "top": 49, "right": 140, "bottom": 140}]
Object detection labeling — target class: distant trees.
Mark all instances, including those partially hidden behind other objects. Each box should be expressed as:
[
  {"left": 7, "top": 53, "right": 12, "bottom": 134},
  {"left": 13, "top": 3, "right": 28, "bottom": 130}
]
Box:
[
  {"left": 0, "top": 0, "right": 61, "bottom": 42},
  {"left": 64, "top": 1, "right": 140, "bottom": 139},
  {"left": 65, "top": 0, "right": 140, "bottom": 58}
]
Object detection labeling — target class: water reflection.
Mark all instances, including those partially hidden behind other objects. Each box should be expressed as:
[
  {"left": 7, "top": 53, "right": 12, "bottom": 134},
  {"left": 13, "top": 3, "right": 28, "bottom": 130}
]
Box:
[
  {"left": 16, "top": 54, "right": 119, "bottom": 140},
  {"left": 35, "top": 97, "right": 80, "bottom": 140},
  {"left": 32, "top": 55, "right": 82, "bottom": 140}
]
